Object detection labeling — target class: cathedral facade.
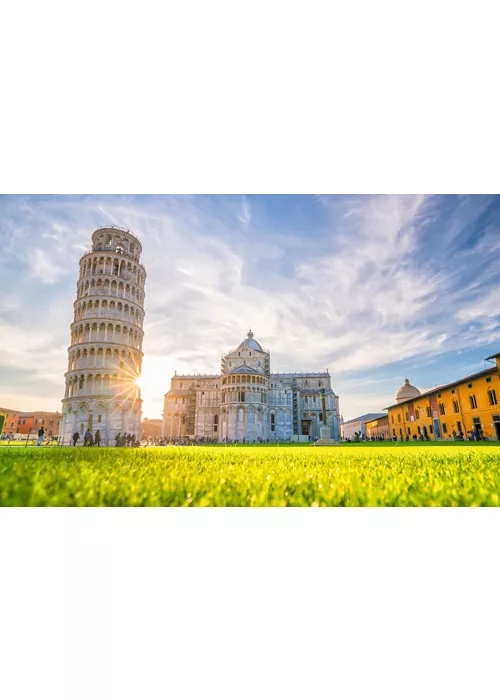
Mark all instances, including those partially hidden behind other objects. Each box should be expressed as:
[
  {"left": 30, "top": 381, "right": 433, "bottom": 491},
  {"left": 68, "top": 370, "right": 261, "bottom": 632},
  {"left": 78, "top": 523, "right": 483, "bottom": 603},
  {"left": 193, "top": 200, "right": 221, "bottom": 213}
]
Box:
[{"left": 162, "top": 331, "right": 340, "bottom": 442}]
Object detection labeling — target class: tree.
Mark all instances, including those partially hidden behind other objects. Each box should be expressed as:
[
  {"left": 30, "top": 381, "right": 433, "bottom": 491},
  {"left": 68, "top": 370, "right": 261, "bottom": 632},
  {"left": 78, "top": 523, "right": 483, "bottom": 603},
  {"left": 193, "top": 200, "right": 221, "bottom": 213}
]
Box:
[{"left": 0, "top": 414, "right": 5, "bottom": 436}]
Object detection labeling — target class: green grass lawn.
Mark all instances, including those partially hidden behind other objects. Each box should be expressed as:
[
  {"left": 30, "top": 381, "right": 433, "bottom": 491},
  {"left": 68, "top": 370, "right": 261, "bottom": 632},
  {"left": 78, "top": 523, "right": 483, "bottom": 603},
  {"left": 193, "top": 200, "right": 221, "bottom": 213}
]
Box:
[{"left": 1, "top": 443, "right": 500, "bottom": 506}]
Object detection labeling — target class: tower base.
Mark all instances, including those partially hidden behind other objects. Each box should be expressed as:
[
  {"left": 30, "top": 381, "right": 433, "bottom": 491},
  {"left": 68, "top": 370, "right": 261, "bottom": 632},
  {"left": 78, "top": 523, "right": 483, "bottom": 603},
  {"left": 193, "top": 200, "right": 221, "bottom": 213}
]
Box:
[{"left": 314, "top": 426, "right": 339, "bottom": 446}]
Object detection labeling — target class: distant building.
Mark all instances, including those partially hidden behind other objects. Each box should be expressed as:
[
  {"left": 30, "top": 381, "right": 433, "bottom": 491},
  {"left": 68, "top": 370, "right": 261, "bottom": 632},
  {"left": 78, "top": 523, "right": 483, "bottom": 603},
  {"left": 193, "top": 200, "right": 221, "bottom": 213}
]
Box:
[
  {"left": 0, "top": 408, "right": 61, "bottom": 437},
  {"left": 341, "top": 413, "right": 387, "bottom": 440},
  {"left": 0, "top": 406, "right": 22, "bottom": 433},
  {"left": 163, "top": 329, "right": 340, "bottom": 442},
  {"left": 19, "top": 411, "right": 62, "bottom": 437},
  {"left": 364, "top": 415, "right": 390, "bottom": 440},
  {"left": 142, "top": 418, "right": 162, "bottom": 439},
  {"left": 386, "top": 355, "right": 500, "bottom": 440}
]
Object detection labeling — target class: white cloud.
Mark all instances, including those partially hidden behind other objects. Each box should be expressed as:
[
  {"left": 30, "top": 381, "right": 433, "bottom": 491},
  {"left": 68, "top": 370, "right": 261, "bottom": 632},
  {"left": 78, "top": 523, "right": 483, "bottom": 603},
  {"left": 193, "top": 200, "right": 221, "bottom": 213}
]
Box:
[
  {"left": 28, "top": 248, "right": 66, "bottom": 284},
  {"left": 238, "top": 196, "right": 251, "bottom": 228}
]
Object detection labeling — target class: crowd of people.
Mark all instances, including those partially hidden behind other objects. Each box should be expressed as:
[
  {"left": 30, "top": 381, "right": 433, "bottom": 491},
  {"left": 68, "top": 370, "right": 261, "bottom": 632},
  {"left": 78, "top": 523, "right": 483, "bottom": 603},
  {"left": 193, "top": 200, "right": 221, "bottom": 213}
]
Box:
[
  {"left": 71, "top": 429, "right": 102, "bottom": 446},
  {"left": 142, "top": 436, "right": 309, "bottom": 446},
  {"left": 114, "top": 432, "right": 139, "bottom": 447},
  {"left": 349, "top": 427, "right": 486, "bottom": 442},
  {"left": 143, "top": 436, "right": 220, "bottom": 446}
]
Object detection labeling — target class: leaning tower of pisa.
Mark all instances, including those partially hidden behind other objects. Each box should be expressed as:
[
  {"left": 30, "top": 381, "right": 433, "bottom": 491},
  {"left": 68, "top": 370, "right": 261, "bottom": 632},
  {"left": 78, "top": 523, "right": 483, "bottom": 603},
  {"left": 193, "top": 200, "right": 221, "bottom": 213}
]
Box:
[{"left": 60, "top": 226, "right": 146, "bottom": 445}]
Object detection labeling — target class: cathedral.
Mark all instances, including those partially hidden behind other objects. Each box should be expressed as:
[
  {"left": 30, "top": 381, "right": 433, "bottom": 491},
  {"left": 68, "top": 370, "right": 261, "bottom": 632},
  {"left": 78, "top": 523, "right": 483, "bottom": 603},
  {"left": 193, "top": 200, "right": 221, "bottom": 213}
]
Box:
[{"left": 162, "top": 330, "right": 340, "bottom": 442}]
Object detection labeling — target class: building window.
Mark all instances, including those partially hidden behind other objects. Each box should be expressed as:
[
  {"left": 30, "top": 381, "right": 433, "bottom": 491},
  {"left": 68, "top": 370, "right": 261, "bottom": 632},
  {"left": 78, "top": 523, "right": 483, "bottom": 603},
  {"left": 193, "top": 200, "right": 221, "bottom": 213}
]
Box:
[
  {"left": 391, "top": 415, "right": 394, "bottom": 424},
  {"left": 486, "top": 377, "right": 492, "bottom": 383},
  {"left": 438, "top": 393, "right": 442, "bottom": 398},
  {"left": 405, "top": 413, "right": 409, "bottom": 422},
  {"left": 456, "top": 421, "right": 462, "bottom": 433},
  {"left": 453, "top": 400, "right": 459, "bottom": 413},
  {"left": 214, "top": 415, "right": 219, "bottom": 431},
  {"left": 442, "top": 423, "right": 447, "bottom": 434},
  {"left": 470, "top": 395, "right": 477, "bottom": 409},
  {"left": 426, "top": 406, "right": 432, "bottom": 418},
  {"left": 397, "top": 414, "right": 401, "bottom": 423},
  {"left": 439, "top": 403, "right": 445, "bottom": 415},
  {"left": 180, "top": 382, "right": 182, "bottom": 389},
  {"left": 429, "top": 424, "right": 433, "bottom": 434},
  {"left": 407, "top": 427, "right": 411, "bottom": 435},
  {"left": 488, "top": 389, "right": 497, "bottom": 406},
  {"left": 270, "top": 413, "right": 275, "bottom": 432},
  {"left": 468, "top": 383, "right": 473, "bottom": 389},
  {"left": 415, "top": 409, "right": 420, "bottom": 419},
  {"left": 98, "top": 414, "right": 102, "bottom": 423},
  {"left": 451, "top": 389, "right": 455, "bottom": 394}
]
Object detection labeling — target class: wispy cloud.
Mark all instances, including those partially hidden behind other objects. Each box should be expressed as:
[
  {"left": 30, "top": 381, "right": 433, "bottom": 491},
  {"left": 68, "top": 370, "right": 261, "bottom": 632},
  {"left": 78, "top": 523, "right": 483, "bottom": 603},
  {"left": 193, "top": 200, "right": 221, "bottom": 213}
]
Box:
[
  {"left": 28, "top": 248, "right": 67, "bottom": 284},
  {"left": 238, "top": 196, "right": 251, "bottom": 228}
]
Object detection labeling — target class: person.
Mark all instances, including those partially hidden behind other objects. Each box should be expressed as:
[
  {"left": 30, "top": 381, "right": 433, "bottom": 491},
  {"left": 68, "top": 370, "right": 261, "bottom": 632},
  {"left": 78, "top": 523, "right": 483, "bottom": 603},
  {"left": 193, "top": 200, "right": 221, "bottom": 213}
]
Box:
[
  {"left": 95, "top": 429, "right": 101, "bottom": 447},
  {"left": 452, "top": 430, "right": 457, "bottom": 441},
  {"left": 115, "top": 432, "right": 121, "bottom": 447},
  {"left": 84, "top": 429, "right": 91, "bottom": 447},
  {"left": 72, "top": 431, "right": 80, "bottom": 446},
  {"left": 37, "top": 426, "right": 45, "bottom": 446}
]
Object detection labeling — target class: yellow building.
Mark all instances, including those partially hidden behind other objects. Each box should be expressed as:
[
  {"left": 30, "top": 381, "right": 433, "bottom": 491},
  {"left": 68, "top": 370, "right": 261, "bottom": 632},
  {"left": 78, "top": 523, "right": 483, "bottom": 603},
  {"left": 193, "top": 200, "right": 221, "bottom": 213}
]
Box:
[
  {"left": 386, "top": 356, "right": 500, "bottom": 441},
  {"left": 365, "top": 415, "right": 390, "bottom": 440}
]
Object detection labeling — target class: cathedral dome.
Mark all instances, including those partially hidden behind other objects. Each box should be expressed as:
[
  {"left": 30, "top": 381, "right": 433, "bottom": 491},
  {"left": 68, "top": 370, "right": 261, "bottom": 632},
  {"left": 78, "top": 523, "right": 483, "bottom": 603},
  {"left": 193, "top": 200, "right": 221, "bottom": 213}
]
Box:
[
  {"left": 396, "top": 378, "right": 421, "bottom": 403},
  {"left": 238, "top": 329, "right": 263, "bottom": 352}
]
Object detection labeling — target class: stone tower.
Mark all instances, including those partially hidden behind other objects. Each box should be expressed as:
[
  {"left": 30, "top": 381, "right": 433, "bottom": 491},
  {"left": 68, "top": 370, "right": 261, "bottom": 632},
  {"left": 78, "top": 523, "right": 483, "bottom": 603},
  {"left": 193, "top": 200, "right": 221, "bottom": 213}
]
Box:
[{"left": 60, "top": 226, "right": 146, "bottom": 445}]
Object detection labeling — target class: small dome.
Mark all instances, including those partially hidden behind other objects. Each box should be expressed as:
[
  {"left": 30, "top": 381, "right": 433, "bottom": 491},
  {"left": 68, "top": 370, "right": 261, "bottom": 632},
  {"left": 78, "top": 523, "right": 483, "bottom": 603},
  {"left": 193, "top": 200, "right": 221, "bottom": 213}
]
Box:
[
  {"left": 238, "top": 329, "right": 263, "bottom": 352},
  {"left": 396, "top": 378, "right": 421, "bottom": 403}
]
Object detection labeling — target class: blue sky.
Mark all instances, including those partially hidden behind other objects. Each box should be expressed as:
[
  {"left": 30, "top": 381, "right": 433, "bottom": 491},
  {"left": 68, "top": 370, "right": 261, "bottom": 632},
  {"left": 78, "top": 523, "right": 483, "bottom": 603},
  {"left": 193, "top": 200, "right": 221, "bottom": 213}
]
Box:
[{"left": 0, "top": 194, "right": 499, "bottom": 420}]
